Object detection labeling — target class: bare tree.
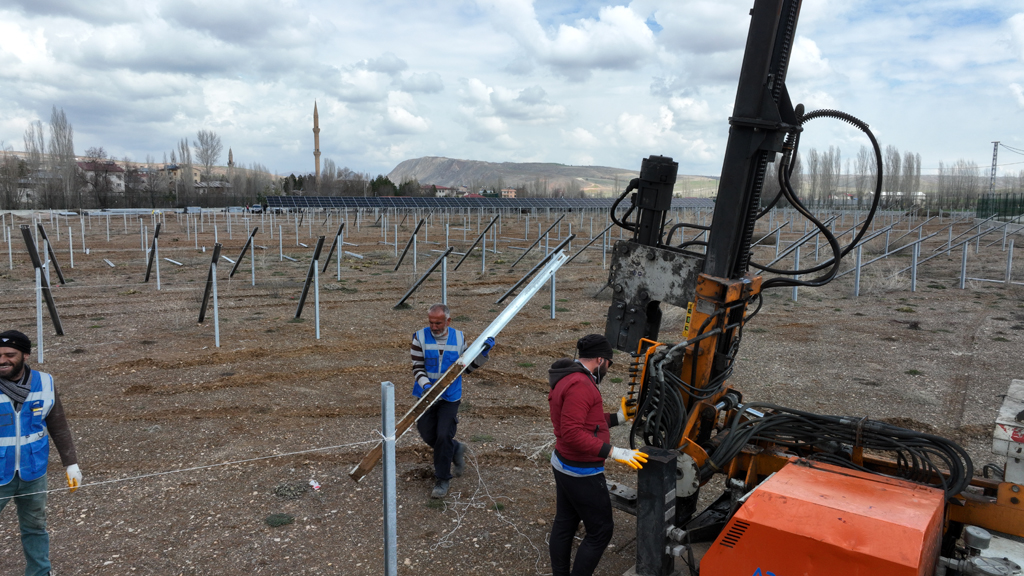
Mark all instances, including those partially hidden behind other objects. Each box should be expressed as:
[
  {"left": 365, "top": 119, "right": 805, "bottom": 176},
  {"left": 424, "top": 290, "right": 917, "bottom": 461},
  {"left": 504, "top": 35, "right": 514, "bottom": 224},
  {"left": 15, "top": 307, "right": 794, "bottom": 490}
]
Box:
[
  {"left": 806, "top": 148, "right": 820, "bottom": 205},
  {"left": 0, "top": 142, "right": 26, "bottom": 209},
  {"left": 48, "top": 107, "right": 76, "bottom": 208},
  {"left": 882, "top": 145, "right": 901, "bottom": 207},
  {"left": 193, "top": 129, "right": 223, "bottom": 181},
  {"left": 177, "top": 138, "right": 195, "bottom": 205},
  {"left": 84, "top": 146, "right": 107, "bottom": 161}
]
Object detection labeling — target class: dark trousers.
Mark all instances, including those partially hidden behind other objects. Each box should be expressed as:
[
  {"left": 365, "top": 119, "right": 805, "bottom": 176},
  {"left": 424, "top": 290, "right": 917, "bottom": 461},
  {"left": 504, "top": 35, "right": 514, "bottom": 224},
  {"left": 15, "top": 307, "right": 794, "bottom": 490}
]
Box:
[
  {"left": 550, "top": 468, "right": 613, "bottom": 576},
  {"left": 416, "top": 399, "right": 460, "bottom": 480}
]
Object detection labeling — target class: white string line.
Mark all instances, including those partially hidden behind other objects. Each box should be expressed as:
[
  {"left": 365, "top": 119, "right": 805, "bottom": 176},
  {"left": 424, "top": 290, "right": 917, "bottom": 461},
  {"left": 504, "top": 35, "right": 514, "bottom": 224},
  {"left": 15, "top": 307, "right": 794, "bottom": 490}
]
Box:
[
  {"left": 5, "top": 438, "right": 378, "bottom": 499},
  {"left": 430, "top": 447, "right": 551, "bottom": 576}
]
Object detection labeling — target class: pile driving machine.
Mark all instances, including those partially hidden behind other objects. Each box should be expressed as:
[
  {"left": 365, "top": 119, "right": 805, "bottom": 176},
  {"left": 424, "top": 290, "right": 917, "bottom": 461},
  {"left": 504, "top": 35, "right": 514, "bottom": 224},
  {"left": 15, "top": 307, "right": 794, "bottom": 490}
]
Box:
[{"left": 602, "top": 1, "right": 1024, "bottom": 574}]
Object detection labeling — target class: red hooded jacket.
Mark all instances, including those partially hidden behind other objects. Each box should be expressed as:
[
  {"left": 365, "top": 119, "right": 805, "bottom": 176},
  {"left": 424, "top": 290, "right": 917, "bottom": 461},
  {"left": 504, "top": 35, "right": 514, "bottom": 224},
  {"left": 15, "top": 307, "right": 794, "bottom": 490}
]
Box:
[{"left": 548, "top": 358, "right": 618, "bottom": 466}]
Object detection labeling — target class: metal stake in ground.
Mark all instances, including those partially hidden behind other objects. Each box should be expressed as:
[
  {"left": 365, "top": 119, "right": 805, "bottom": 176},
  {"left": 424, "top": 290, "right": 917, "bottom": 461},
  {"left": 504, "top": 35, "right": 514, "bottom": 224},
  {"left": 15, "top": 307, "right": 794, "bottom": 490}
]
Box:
[
  {"left": 393, "top": 247, "right": 454, "bottom": 309},
  {"left": 20, "top": 225, "right": 64, "bottom": 335},
  {"left": 35, "top": 223, "right": 66, "bottom": 285},
  {"left": 453, "top": 214, "right": 500, "bottom": 271},
  {"left": 394, "top": 219, "right": 425, "bottom": 271},
  {"left": 321, "top": 222, "right": 345, "bottom": 273},
  {"left": 382, "top": 381, "right": 397, "bottom": 576},
  {"left": 497, "top": 234, "right": 576, "bottom": 304},
  {"left": 508, "top": 213, "right": 565, "bottom": 269},
  {"left": 144, "top": 223, "right": 162, "bottom": 283},
  {"left": 229, "top": 227, "right": 260, "bottom": 278},
  {"left": 295, "top": 236, "right": 326, "bottom": 318},
  {"left": 198, "top": 244, "right": 223, "bottom": 324}
]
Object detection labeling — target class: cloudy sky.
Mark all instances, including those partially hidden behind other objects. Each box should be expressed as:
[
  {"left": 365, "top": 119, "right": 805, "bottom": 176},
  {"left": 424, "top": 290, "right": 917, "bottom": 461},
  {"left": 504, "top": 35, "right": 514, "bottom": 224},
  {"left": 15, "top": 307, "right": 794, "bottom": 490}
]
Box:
[{"left": 1, "top": 0, "right": 1022, "bottom": 180}]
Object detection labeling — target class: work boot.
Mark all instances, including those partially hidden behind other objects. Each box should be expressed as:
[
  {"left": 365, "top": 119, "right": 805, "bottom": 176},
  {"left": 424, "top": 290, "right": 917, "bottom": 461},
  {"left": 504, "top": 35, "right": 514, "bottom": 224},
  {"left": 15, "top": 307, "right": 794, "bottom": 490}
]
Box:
[
  {"left": 452, "top": 441, "right": 467, "bottom": 478},
  {"left": 431, "top": 479, "right": 450, "bottom": 499}
]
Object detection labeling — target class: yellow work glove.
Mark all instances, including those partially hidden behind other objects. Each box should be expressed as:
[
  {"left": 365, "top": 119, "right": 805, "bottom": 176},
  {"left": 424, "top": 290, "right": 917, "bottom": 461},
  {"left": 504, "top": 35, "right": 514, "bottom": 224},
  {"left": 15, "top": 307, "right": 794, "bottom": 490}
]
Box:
[
  {"left": 616, "top": 396, "right": 635, "bottom": 425},
  {"left": 610, "top": 447, "right": 648, "bottom": 470},
  {"left": 66, "top": 464, "right": 82, "bottom": 493}
]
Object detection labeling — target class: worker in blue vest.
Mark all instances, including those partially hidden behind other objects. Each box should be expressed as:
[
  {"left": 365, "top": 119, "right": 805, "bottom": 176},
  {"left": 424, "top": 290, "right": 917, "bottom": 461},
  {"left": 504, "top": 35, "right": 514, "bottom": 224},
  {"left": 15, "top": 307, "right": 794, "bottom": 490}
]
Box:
[
  {"left": 0, "top": 330, "right": 81, "bottom": 576},
  {"left": 411, "top": 304, "right": 494, "bottom": 498}
]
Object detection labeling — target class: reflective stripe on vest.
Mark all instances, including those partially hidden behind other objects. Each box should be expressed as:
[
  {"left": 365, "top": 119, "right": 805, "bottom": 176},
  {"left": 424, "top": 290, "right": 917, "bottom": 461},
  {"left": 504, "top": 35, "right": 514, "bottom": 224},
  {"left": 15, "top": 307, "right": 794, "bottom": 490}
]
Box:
[{"left": 0, "top": 370, "right": 55, "bottom": 485}]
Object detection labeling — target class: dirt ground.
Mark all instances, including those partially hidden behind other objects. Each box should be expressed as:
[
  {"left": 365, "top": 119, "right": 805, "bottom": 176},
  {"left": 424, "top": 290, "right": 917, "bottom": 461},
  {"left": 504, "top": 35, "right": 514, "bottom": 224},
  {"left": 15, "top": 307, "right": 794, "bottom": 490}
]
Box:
[{"left": 0, "top": 209, "right": 1022, "bottom": 575}]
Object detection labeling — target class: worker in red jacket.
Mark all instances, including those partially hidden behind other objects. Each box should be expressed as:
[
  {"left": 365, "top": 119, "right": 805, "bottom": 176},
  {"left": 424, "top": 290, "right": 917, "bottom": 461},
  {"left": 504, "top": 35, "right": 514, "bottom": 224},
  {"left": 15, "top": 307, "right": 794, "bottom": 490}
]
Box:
[{"left": 547, "top": 334, "right": 647, "bottom": 576}]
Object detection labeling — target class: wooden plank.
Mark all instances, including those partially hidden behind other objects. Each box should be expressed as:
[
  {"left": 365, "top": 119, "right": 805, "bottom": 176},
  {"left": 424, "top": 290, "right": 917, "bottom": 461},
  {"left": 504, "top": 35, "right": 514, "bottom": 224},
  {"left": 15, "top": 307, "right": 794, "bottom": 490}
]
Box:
[{"left": 350, "top": 362, "right": 466, "bottom": 482}]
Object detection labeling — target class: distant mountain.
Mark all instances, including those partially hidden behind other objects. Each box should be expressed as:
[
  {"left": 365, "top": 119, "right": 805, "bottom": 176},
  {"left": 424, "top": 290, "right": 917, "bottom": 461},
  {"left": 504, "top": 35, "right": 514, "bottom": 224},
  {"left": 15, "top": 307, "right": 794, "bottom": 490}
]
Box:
[{"left": 386, "top": 156, "right": 719, "bottom": 197}]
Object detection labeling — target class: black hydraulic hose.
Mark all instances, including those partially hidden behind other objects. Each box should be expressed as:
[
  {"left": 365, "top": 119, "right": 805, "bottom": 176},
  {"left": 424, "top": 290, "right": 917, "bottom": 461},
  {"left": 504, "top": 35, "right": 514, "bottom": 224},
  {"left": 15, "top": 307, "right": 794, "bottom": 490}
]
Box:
[
  {"left": 610, "top": 178, "right": 640, "bottom": 232},
  {"left": 753, "top": 108, "right": 884, "bottom": 288}
]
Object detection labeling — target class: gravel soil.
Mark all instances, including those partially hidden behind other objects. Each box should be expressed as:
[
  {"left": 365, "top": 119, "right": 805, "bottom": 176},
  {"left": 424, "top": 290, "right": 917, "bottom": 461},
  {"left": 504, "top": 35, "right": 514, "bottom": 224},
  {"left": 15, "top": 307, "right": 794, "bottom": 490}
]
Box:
[{"left": 0, "top": 210, "right": 1021, "bottom": 575}]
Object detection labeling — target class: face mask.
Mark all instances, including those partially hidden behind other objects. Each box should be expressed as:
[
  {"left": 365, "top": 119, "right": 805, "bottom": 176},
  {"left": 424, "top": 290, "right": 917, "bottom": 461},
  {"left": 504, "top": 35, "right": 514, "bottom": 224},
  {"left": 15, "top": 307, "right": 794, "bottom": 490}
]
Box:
[{"left": 595, "top": 359, "right": 608, "bottom": 384}]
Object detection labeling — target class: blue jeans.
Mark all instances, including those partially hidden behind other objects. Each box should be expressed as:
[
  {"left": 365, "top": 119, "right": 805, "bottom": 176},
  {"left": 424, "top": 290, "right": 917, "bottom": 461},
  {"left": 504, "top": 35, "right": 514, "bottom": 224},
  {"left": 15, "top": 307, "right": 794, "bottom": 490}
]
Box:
[{"left": 0, "top": 473, "right": 51, "bottom": 576}]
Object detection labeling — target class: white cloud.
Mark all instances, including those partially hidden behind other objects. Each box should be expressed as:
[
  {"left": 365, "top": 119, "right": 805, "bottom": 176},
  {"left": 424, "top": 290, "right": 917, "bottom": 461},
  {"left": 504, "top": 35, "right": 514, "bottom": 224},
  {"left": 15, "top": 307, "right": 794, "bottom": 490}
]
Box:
[
  {"left": 399, "top": 72, "right": 444, "bottom": 94},
  {"left": 651, "top": 0, "right": 749, "bottom": 55},
  {"left": 563, "top": 127, "right": 599, "bottom": 148},
  {"left": 360, "top": 53, "right": 409, "bottom": 75},
  {"left": 479, "top": 1, "right": 656, "bottom": 80},
  {"left": 668, "top": 96, "right": 713, "bottom": 123},
  {"left": 384, "top": 91, "right": 429, "bottom": 134},
  {"left": 489, "top": 85, "right": 565, "bottom": 122},
  {"left": 1011, "top": 83, "right": 1024, "bottom": 109},
  {"left": 788, "top": 36, "right": 832, "bottom": 81},
  {"left": 1010, "top": 13, "right": 1024, "bottom": 60}
]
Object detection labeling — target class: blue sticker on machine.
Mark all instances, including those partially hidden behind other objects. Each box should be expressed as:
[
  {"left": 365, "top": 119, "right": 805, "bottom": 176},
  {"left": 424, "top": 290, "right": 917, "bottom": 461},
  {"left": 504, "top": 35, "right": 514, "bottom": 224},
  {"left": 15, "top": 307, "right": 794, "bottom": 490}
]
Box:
[{"left": 753, "top": 569, "right": 777, "bottom": 576}]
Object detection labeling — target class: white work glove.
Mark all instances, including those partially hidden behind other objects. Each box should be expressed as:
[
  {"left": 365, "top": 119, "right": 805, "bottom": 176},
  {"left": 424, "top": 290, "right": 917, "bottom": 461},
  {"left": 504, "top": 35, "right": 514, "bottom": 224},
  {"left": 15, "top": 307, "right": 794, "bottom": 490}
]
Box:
[
  {"left": 610, "top": 447, "right": 648, "bottom": 470},
  {"left": 66, "top": 464, "right": 82, "bottom": 493}
]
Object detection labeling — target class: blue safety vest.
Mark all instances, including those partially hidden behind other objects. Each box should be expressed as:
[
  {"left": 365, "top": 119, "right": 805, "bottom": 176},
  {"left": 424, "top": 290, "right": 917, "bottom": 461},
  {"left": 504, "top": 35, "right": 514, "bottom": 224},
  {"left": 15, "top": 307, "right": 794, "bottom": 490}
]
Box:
[
  {"left": 413, "top": 327, "right": 464, "bottom": 402},
  {"left": 0, "top": 369, "right": 55, "bottom": 485}
]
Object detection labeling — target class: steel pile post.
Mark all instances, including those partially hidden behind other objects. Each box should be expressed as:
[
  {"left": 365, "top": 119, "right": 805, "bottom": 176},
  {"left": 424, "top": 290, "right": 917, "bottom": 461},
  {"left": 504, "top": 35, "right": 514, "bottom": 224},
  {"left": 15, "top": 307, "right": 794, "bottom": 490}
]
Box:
[
  {"left": 442, "top": 251, "right": 448, "bottom": 304},
  {"left": 792, "top": 246, "right": 800, "bottom": 302},
  {"left": 20, "top": 226, "right": 64, "bottom": 335},
  {"left": 1007, "top": 240, "right": 1015, "bottom": 284},
  {"left": 854, "top": 245, "right": 862, "bottom": 297},
  {"left": 394, "top": 247, "right": 454, "bottom": 309},
  {"left": 911, "top": 243, "right": 919, "bottom": 292},
  {"left": 35, "top": 224, "right": 66, "bottom": 284},
  {"left": 453, "top": 214, "right": 500, "bottom": 271},
  {"left": 321, "top": 223, "right": 345, "bottom": 273},
  {"left": 382, "top": 381, "right": 398, "bottom": 576},
  {"left": 198, "top": 244, "right": 223, "bottom": 324},
  {"left": 229, "top": 227, "right": 259, "bottom": 278},
  {"left": 314, "top": 261, "right": 321, "bottom": 339},
  {"left": 960, "top": 243, "right": 968, "bottom": 289},
  {"left": 509, "top": 214, "right": 565, "bottom": 269},
  {"left": 145, "top": 223, "right": 162, "bottom": 282},
  {"left": 394, "top": 219, "right": 425, "bottom": 271},
  {"left": 35, "top": 267, "right": 44, "bottom": 364},
  {"left": 295, "top": 237, "right": 326, "bottom": 318}
]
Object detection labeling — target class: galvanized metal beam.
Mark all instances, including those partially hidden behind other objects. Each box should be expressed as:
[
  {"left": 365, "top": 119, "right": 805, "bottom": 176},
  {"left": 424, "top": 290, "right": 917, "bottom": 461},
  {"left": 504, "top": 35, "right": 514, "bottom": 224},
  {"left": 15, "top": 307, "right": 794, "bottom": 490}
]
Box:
[{"left": 350, "top": 246, "right": 572, "bottom": 482}]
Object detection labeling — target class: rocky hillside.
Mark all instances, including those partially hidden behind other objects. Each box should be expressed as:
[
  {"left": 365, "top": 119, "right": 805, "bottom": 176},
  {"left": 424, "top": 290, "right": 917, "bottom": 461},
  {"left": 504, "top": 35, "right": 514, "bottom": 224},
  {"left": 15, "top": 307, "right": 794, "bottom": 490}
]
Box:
[{"left": 386, "top": 156, "right": 718, "bottom": 197}]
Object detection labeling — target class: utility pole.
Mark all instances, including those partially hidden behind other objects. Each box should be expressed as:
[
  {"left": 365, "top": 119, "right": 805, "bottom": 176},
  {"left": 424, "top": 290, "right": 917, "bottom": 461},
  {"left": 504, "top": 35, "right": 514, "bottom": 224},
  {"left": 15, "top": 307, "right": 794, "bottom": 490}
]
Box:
[{"left": 990, "top": 141, "right": 999, "bottom": 195}]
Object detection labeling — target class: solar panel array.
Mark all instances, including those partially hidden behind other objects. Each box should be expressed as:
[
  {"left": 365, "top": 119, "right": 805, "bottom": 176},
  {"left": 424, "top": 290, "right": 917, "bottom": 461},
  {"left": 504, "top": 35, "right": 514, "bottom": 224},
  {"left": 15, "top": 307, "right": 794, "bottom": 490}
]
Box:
[{"left": 266, "top": 196, "right": 715, "bottom": 210}]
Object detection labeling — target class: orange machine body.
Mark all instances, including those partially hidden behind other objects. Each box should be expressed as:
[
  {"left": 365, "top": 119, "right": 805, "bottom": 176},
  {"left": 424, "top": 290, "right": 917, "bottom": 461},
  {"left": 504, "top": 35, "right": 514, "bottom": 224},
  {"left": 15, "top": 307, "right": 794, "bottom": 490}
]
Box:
[{"left": 700, "top": 461, "right": 944, "bottom": 576}]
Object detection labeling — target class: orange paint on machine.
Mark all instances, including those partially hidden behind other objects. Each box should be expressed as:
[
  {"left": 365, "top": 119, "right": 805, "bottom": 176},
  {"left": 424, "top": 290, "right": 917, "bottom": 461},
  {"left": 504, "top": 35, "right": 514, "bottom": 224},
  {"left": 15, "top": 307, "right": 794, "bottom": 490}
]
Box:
[{"left": 700, "top": 461, "right": 945, "bottom": 576}]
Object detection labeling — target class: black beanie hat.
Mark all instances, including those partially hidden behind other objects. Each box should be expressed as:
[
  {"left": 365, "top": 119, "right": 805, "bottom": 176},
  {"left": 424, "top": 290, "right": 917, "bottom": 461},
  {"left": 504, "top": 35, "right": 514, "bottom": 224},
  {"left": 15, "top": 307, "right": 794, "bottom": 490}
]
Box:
[
  {"left": 0, "top": 330, "right": 31, "bottom": 355},
  {"left": 576, "top": 334, "right": 613, "bottom": 364}
]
